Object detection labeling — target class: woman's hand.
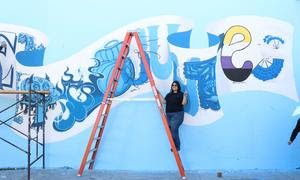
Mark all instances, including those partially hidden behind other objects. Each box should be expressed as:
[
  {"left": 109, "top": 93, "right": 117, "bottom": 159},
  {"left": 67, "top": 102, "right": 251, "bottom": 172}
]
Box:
[
  {"left": 184, "top": 92, "right": 188, "bottom": 97},
  {"left": 157, "top": 89, "right": 166, "bottom": 104},
  {"left": 182, "top": 91, "right": 188, "bottom": 105}
]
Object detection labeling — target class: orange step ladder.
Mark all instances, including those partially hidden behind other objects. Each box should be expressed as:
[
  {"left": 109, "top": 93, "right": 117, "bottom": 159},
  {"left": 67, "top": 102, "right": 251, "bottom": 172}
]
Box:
[{"left": 77, "top": 32, "right": 186, "bottom": 179}]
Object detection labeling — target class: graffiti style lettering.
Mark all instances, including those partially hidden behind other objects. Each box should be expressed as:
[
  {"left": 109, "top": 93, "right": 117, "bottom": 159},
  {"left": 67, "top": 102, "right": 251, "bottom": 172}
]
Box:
[
  {"left": 252, "top": 35, "right": 285, "bottom": 81},
  {"left": 184, "top": 57, "right": 220, "bottom": 111},
  {"left": 220, "top": 25, "right": 253, "bottom": 82}
]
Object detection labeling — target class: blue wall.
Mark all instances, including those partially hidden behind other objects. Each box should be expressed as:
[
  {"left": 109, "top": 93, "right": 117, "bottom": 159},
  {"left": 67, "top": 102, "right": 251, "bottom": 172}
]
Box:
[{"left": 1, "top": 0, "right": 300, "bottom": 171}]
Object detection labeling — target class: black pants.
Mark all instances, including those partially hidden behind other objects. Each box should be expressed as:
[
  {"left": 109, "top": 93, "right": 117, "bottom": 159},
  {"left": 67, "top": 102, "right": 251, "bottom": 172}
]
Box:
[
  {"left": 166, "top": 111, "right": 184, "bottom": 150},
  {"left": 290, "top": 118, "right": 300, "bottom": 142}
]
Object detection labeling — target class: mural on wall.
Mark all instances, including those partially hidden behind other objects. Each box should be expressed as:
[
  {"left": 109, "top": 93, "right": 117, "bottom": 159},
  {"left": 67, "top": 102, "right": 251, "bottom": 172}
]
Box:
[
  {"left": 0, "top": 24, "right": 47, "bottom": 90},
  {"left": 0, "top": 31, "right": 16, "bottom": 89},
  {"left": 0, "top": 15, "right": 297, "bottom": 143}
]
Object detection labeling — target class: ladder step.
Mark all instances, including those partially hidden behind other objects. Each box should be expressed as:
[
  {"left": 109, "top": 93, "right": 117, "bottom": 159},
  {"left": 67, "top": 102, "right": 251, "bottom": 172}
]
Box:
[
  {"left": 98, "top": 125, "right": 105, "bottom": 129},
  {"left": 101, "top": 101, "right": 111, "bottom": 105},
  {"left": 86, "top": 159, "right": 94, "bottom": 165},
  {"left": 89, "top": 148, "right": 98, "bottom": 153},
  {"left": 109, "top": 92, "right": 115, "bottom": 96},
  {"left": 106, "top": 90, "right": 115, "bottom": 95},
  {"left": 94, "top": 137, "right": 101, "bottom": 141}
]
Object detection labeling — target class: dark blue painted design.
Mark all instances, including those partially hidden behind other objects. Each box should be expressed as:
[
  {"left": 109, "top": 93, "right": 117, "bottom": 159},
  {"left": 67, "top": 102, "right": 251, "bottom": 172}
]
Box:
[
  {"left": 0, "top": 32, "right": 17, "bottom": 55},
  {"left": 95, "top": 40, "right": 146, "bottom": 95},
  {"left": 252, "top": 35, "right": 285, "bottom": 81},
  {"left": 169, "top": 52, "right": 198, "bottom": 115},
  {"left": 217, "top": 33, "right": 225, "bottom": 51},
  {"left": 52, "top": 39, "right": 151, "bottom": 132},
  {"left": 95, "top": 39, "right": 150, "bottom": 91},
  {"left": 94, "top": 40, "right": 133, "bottom": 96},
  {"left": 252, "top": 58, "right": 284, "bottom": 81},
  {"left": 53, "top": 67, "right": 104, "bottom": 131},
  {"left": 184, "top": 79, "right": 200, "bottom": 115},
  {"left": 167, "top": 30, "right": 192, "bottom": 48},
  {"left": 184, "top": 57, "right": 220, "bottom": 111},
  {"left": 94, "top": 40, "right": 120, "bottom": 61},
  {"left": 37, "top": 25, "right": 223, "bottom": 131},
  {"left": 14, "top": 116, "right": 23, "bottom": 124},
  {"left": 17, "top": 75, "right": 59, "bottom": 127},
  {"left": 16, "top": 33, "right": 46, "bottom": 66},
  {"left": 207, "top": 32, "right": 221, "bottom": 47},
  {"left": 0, "top": 33, "right": 17, "bottom": 88},
  {"left": 167, "top": 29, "right": 222, "bottom": 112},
  {"left": 263, "top": 35, "right": 284, "bottom": 49}
]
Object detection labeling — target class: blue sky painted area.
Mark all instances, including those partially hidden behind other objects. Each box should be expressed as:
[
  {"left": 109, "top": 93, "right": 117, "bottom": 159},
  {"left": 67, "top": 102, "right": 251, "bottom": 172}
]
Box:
[{"left": 1, "top": 0, "right": 300, "bottom": 170}]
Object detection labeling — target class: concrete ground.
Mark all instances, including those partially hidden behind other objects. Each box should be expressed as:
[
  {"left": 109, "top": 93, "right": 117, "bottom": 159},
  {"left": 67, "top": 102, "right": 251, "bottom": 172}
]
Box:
[{"left": 1, "top": 168, "right": 300, "bottom": 180}]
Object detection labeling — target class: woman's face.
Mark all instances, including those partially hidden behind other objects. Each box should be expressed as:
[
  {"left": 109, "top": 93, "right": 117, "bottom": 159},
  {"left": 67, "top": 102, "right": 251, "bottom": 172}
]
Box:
[{"left": 172, "top": 83, "right": 178, "bottom": 92}]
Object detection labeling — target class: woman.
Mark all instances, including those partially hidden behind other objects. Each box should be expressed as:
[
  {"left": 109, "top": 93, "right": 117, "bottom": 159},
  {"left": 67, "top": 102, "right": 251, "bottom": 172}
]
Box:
[{"left": 158, "top": 80, "right": 188, "bottom": 151}]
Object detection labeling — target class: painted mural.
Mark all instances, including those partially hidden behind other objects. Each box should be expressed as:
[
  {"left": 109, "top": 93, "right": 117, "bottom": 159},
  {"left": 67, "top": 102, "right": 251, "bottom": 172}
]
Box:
[{"left": 0, "top": 16, "right": 297, "bottom": 143}]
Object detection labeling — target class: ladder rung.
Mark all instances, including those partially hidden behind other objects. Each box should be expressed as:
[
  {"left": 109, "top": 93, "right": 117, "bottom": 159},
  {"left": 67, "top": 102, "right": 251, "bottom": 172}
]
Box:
[
  {"left": 86, "top": 159, "right": 94, "bottom": 165},
  {"left": 94, "top": 137, "right": 101, "bottom": 141},
  {"left": 89, "top": 148, "right": 97, "bottom": 153},
  {"left": 101, "top": 101, "right": 111, "bottom": 105},
  {"left": 101, "top": 114, "right": 107, "bottom": 117},
  {"left": 98, "top": 125, "right": 105, "bottom": 129}
]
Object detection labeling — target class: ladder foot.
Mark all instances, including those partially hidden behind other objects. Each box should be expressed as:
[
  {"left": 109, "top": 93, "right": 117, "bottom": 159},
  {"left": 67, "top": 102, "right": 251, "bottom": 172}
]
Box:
[
  {"left": 181, "top": 176, "right": 186, "bottom": 179},
  {"left": 77, "top": 174, "right": 82, "bottom": 177}
]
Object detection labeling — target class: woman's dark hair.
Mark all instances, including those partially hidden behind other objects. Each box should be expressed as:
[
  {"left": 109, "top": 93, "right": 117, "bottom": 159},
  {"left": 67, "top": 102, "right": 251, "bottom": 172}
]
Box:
[{"left": 170, "top": 80, "right": 181, "bottom": 93}]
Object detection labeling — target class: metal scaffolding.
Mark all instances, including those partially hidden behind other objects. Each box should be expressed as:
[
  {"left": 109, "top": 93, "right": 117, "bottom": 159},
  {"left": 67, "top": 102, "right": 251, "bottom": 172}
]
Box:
[{"left": 0, "top": 77, "right": 49, "bottom": 180}]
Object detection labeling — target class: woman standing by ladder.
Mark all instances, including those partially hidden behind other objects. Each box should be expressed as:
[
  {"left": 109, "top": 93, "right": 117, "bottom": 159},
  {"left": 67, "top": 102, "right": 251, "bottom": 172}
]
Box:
[{"left": 158, "top": 80, "right": 188, "bottom": 151}]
